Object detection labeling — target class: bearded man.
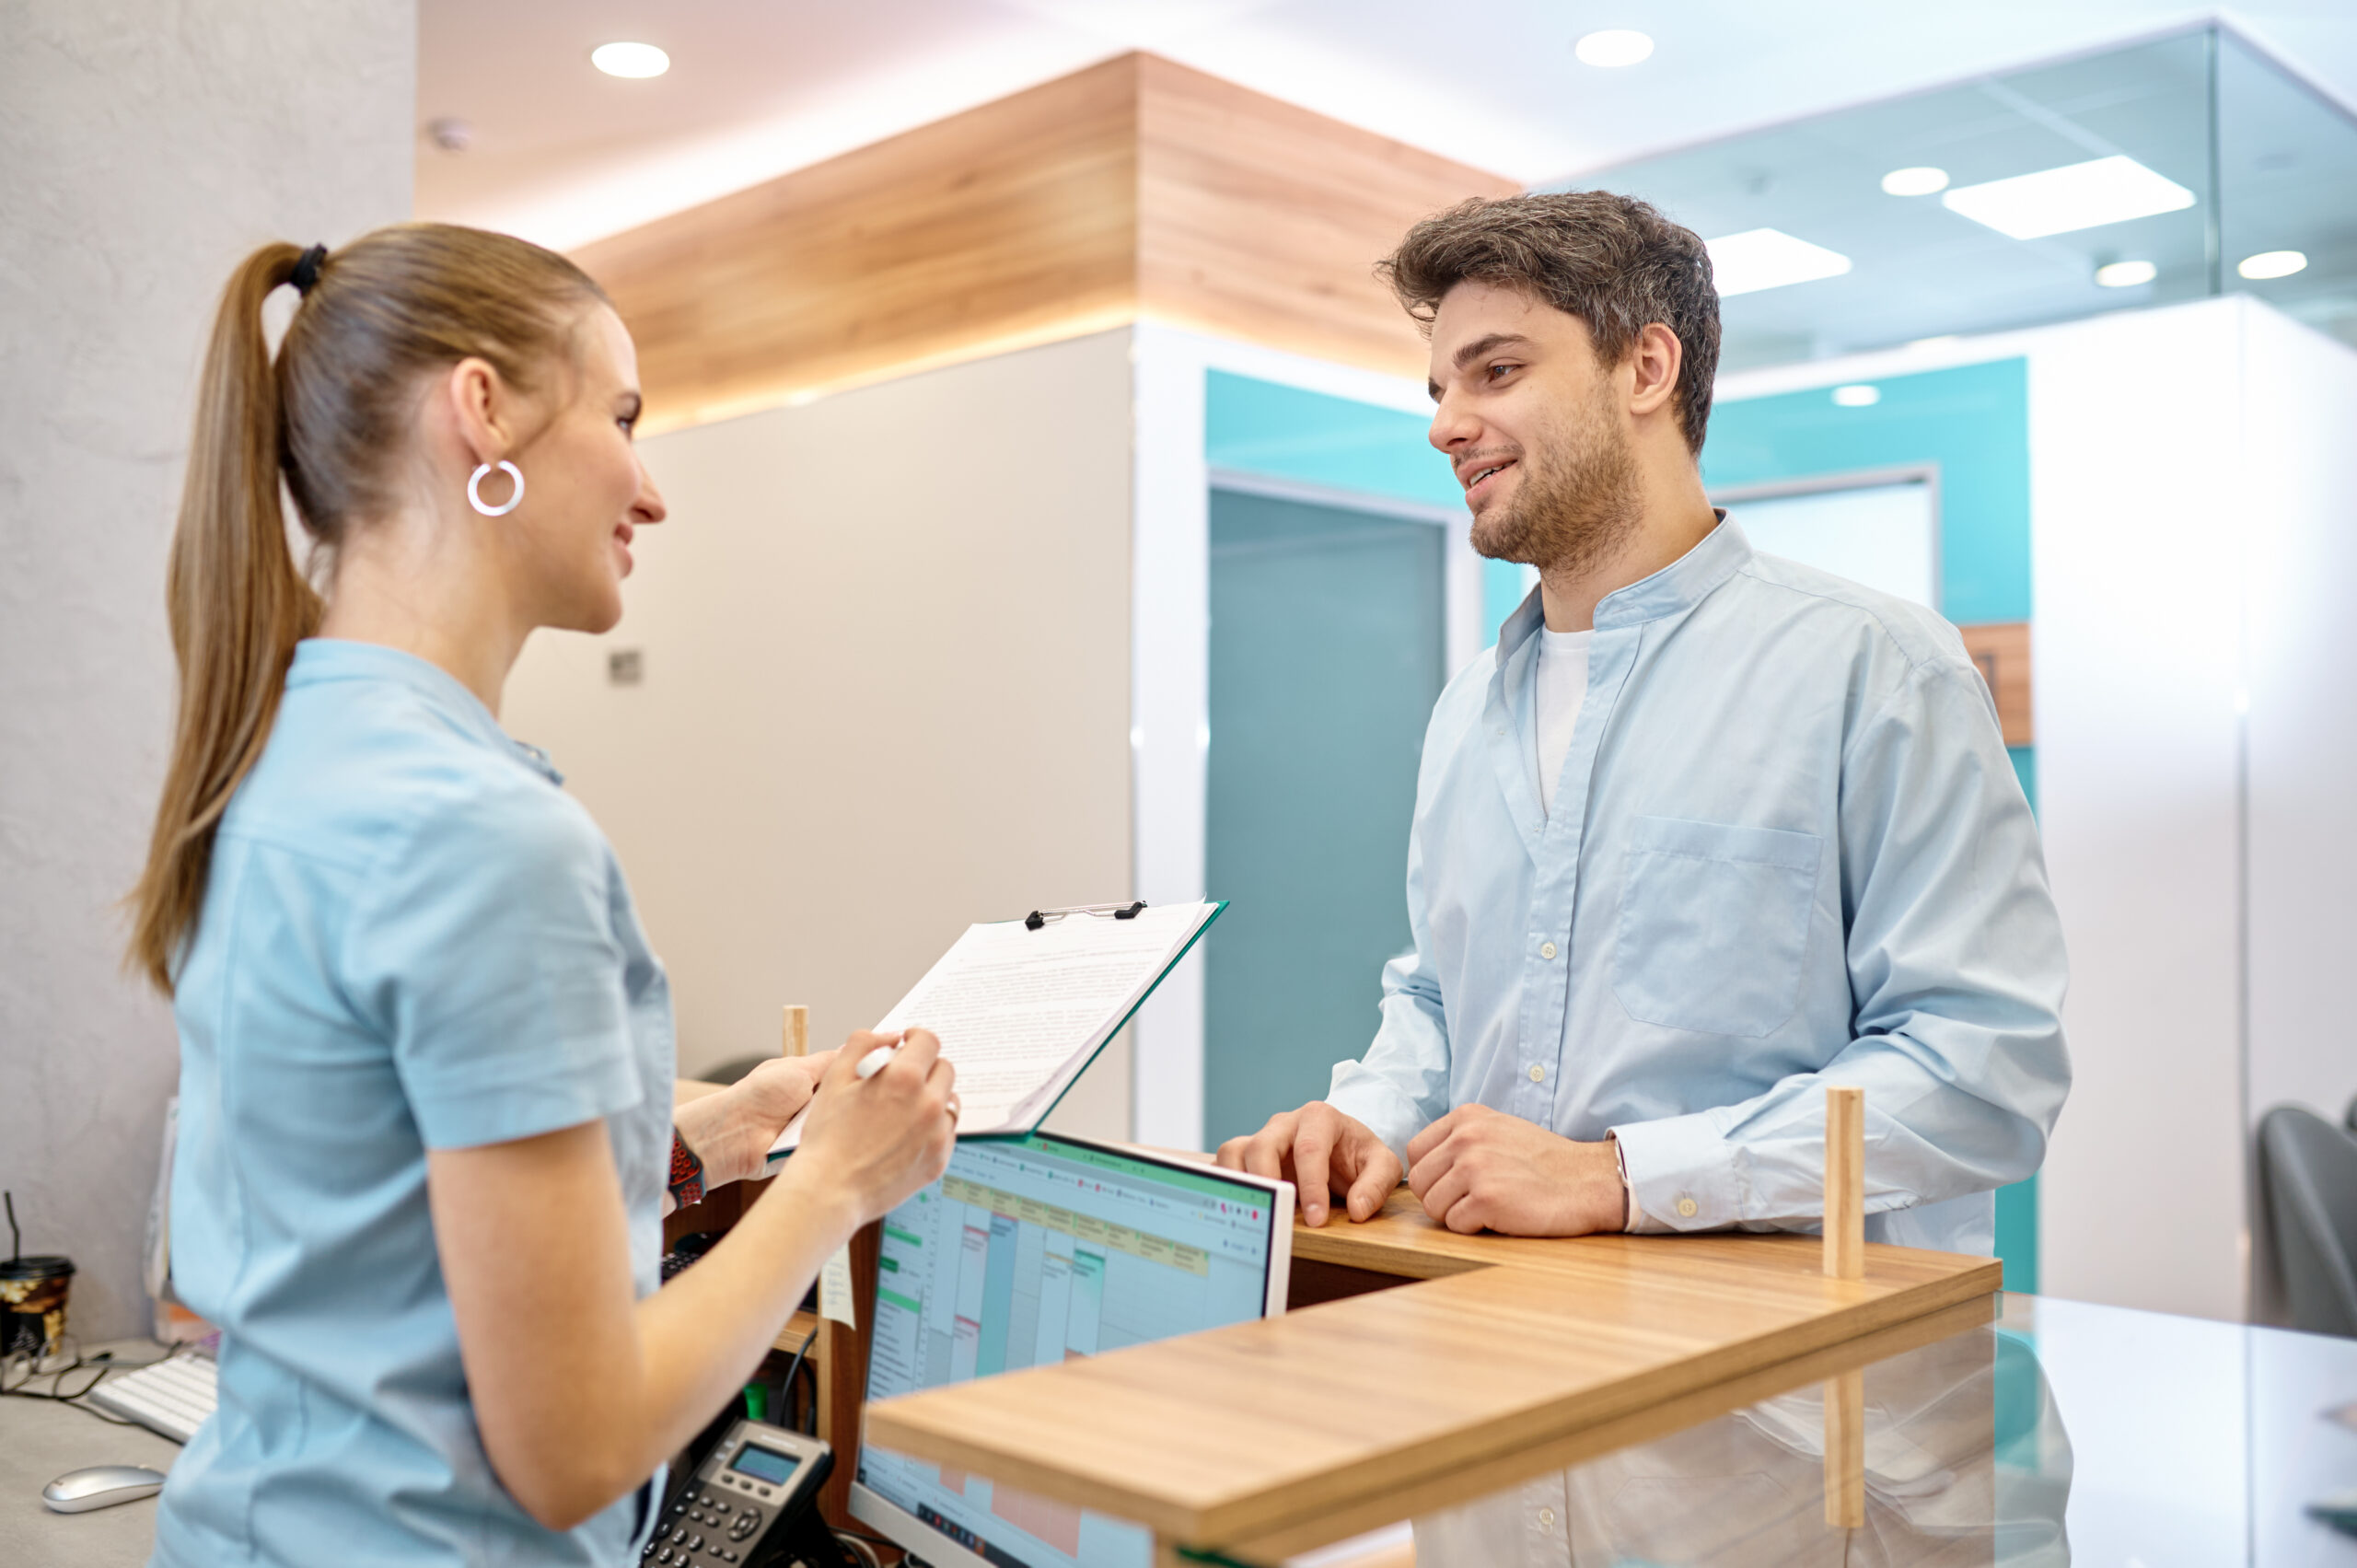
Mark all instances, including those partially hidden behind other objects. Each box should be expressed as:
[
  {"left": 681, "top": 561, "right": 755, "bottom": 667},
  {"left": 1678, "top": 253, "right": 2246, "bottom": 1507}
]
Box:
[{"left": 1214, "top": 193, "right": 2070, "bottom": 1255}]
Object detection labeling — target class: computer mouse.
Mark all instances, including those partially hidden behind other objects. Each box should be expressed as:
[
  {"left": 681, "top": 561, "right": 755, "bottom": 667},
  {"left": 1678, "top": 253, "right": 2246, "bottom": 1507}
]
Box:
[{"left": 41, "top": 1464, "right": 168, "bottom": 1513}]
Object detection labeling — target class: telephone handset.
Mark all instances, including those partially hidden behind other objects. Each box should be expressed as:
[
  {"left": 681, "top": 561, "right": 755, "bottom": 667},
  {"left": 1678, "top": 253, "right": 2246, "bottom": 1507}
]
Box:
[{"left": 645, "top": 1417, "right": 834, "bottom": 1568}]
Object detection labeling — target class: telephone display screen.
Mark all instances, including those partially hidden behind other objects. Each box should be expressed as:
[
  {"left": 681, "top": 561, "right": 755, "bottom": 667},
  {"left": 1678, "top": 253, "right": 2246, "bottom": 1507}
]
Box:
[{"left": 729, "top": 1446, "right": 799, "bottom": 1486}]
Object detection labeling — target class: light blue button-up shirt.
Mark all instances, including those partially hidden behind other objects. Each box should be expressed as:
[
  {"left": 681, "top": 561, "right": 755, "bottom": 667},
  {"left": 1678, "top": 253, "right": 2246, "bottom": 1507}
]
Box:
[
  {"left": 1326, "top": 518, "right": 2069, "bottom": 1254},
  {"left": 155, "top": 640, "right": 673, "bottom": 1568}
]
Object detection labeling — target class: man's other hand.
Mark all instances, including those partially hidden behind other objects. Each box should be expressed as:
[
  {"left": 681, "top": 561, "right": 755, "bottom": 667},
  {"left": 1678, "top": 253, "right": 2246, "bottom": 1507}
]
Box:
[
  {"left": 1405, "top": 1105, "right": 1626, "bottom": 1236},
  {"left": 1213, "top": 1102, "right": 1403, "bottom": 1227}
]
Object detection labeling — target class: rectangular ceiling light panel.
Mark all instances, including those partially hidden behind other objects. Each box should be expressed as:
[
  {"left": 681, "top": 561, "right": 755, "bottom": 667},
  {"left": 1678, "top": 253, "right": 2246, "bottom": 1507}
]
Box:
[
  {"left": 1939, "top": 155, "right": 2196, "bottom": 240},
  {"left": 1706, "top": 228, "right": 1854, "bottom": 296}
]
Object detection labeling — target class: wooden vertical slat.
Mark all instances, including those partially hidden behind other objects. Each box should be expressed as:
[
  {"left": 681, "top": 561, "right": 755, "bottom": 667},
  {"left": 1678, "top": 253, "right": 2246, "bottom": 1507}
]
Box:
[
  {"left": 1823, "top": 1366, "right": 1866, "bottom": 1529},
  {"left": 816, "top": 1220, "right": 883, "bottom": 1531},
  {"left": 1823, "top": 1085, "right": 1868, "bottom": 1529},
  {"left": 1824, "top": 1086, "right": 1865, "bottom": 1283}
]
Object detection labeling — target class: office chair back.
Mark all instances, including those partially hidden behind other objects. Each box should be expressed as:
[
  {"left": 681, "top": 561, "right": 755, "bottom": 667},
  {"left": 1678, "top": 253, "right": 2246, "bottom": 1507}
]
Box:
[{"left": 2258, "top": 1106, "right": 2357, "bottom": 1339}]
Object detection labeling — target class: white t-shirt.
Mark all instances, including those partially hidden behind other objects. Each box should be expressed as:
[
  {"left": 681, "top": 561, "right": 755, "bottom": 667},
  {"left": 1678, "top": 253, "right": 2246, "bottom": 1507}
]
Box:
[{"left": 1534, "top": 626, "right": 1594, "bottom": 817}]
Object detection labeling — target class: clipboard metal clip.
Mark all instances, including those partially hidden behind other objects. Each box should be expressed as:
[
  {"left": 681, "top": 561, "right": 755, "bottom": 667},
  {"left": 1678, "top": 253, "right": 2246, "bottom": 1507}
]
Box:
[{"left": 1025, "top": 900, "right": 1146, "bottom": 931}]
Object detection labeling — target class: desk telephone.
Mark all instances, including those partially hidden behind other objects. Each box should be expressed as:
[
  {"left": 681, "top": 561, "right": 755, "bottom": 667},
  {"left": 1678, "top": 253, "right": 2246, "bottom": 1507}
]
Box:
[{"left": 649, "top": 1417, "right": 844, "bottom": 1568}]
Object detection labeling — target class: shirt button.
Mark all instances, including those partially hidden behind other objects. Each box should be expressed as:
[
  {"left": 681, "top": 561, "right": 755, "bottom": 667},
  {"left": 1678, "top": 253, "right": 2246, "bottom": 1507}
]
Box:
[
  {"left": 1528, "top": 1063, "right": 1546, "bottom": 1083},
  {"left": 1538, "top": 1506, "right": 1557, "bottom": 1528},
  {"left": 1678, "top": 1196, "right": 1699, "bottom": 1218},
  {"left": 1539, "top": 941, "right": 1558, "bottom": 959}
]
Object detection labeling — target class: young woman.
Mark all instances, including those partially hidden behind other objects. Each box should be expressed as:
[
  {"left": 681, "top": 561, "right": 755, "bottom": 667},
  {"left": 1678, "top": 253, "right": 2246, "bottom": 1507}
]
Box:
[{"left": 127, "top": 225, "right": 957, "bottom": 1565}]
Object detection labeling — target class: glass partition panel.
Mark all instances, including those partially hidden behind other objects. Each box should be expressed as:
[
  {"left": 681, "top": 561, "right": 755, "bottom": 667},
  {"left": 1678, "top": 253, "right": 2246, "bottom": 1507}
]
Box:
[
  {"left": 1165, "top": 1295, "right": 2357, "bottom": 1568},
  {"left": 2218, "top": 29, "right": 2357, "bottom": 345},
  {"left": 1554, "top": 24, "right": 2357, "bottom": 372}
]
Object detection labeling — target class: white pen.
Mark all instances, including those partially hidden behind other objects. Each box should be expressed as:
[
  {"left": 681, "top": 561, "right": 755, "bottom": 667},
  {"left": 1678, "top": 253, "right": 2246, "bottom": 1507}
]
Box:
[{"left": 764, "top": 1041, "right": 910, "bottom": 1167}]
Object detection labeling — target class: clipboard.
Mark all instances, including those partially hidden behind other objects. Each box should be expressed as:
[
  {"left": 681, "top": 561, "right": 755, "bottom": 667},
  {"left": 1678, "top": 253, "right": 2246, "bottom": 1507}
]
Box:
[
  {"left": 982, "top": 899, "right": 1225, "bottom": 1139},
  {"left": 767, "top": 900, "right": 1226, "bottom": 1156}
]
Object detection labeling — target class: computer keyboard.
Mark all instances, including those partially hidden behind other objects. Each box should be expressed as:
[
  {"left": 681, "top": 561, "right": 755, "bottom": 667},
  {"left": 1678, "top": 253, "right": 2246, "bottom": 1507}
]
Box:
[{"left": 87, "top": 1352, "right": 217, "bottom": 1443}]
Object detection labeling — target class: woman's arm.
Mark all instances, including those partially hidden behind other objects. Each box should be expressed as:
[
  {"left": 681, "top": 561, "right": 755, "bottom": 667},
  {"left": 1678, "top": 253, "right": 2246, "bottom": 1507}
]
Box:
[{"left": 427, "top": 1031, "right": 953, "bottom": 1531}]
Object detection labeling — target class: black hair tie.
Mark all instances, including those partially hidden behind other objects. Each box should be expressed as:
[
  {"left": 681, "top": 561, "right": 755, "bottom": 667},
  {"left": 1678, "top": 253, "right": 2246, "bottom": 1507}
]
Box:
[{"left": 289, "top": 243, "right": 328, "bottom": 297}]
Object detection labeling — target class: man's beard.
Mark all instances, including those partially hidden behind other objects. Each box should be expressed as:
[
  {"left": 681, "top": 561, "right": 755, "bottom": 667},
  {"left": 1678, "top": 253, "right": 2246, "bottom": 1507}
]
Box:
[{"left": 1468, "top": 385, "right": 1643, "bottom": 579}]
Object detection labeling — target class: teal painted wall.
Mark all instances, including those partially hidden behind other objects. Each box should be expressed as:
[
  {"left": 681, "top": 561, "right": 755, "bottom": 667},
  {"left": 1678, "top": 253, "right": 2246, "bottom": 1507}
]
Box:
[
  {"left": 1702, "top": 357, "right": 2033, "bottom": 625},
  {"left": 1201, "top": 370, "right": 1538, "bottom": 646},
  {"left": 1709, "top": 360, "right": 2042, "bottom": 1294},
  {"left": 1204, "top": 370, "right": 1458, "bottom": 508},
  {"left": 1484, "top": 559, "right": 1533, "bottom": 641},
  {"left": 1204, "top": 492, "right": 1446, "bottom": 1147}
]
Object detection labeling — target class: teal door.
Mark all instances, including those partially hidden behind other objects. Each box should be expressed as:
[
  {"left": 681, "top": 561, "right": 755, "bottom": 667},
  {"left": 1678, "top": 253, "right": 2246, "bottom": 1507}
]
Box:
[{"left": 1203, "top": 488, "right": 1447, "bottom": 1147}]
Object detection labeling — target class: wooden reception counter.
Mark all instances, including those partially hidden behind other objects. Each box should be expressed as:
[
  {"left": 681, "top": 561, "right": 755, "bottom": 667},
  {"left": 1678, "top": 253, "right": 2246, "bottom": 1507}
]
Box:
[{"left": 861, "top": 1186, "right": 2000, "bottom": 1562}]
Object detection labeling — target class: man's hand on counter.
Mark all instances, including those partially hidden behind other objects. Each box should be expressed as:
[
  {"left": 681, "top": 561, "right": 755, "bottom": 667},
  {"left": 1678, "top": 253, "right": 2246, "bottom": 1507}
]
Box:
[
  {"left": 1214, "top": 1101, "right": 1403, "bottom": 1227},
  {"left": 1406, "top": 1105, "right": 1627, "bottom": 1237}
]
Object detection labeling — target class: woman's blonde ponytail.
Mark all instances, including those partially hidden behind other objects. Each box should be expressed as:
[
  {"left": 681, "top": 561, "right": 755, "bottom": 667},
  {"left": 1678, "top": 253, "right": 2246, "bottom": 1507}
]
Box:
[
  {"left": 127, "top": 224, "right": 608, "bottom": 993},
  {"left": 128, "top": 243, "right": 323, "bottom": 993}
]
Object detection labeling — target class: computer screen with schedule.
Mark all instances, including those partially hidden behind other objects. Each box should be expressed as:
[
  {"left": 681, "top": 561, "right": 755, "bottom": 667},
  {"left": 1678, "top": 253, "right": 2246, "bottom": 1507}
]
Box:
[{"left": 851, "top": 1132, "right": 1293, "bottom": 1568}]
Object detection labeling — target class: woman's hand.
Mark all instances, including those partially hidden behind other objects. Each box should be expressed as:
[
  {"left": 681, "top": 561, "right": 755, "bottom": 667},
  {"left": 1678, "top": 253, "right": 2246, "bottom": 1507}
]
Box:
[
  {"left": 779, "top": 1029, "right": 957, "bottom": 1230},
  {"left": 673, "top": 1050, "right": 839, "bottom": 1191}
]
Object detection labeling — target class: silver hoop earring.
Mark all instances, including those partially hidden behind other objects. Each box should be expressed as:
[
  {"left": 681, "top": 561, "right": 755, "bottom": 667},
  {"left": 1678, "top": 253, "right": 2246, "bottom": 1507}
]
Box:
[{"left": 468, "top": 460, "right": 525, "bottom": 517}]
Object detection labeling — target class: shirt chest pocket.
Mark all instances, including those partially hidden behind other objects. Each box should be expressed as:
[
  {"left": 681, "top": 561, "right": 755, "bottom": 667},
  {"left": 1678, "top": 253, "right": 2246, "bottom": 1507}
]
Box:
[{"left": 1612, "top": 816, "right": 1822, "bottom": 1038}]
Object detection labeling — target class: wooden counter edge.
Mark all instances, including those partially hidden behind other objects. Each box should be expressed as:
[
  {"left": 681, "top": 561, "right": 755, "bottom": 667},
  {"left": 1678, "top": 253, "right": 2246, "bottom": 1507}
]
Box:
[
  {"left": 1209, "top": 1291, "right": 1998, "bottom": 1563},
  {"left": 864, "top": 1253, "right": 2001, "bottom": 1543}
]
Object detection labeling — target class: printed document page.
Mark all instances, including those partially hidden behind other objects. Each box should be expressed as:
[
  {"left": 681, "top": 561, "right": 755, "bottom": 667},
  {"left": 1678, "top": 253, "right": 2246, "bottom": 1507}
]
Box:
[{"left": 770, "top": 901, "right": 1218, "bottom": 1153}]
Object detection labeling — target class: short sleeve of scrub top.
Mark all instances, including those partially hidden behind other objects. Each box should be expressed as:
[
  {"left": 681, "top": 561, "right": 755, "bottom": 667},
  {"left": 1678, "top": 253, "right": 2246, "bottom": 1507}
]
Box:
[{"left": 344, "top": 771, "right": 642, "bottom": 1150}]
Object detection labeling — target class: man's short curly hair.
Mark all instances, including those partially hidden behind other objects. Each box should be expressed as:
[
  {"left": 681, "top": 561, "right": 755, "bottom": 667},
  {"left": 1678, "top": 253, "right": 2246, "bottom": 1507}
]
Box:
[{"left": 1377, "top": 192, "right": 1721, "bottom": 455}]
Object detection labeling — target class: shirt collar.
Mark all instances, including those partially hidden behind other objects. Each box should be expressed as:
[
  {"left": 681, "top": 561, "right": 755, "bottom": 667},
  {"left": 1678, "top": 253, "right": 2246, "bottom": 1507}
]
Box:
[
  {"left": 284, "top": 639, "right": 565, "bottom": 784},
  {"left": 1493, "top": 510, "right": 1747, "bottom": 669}
]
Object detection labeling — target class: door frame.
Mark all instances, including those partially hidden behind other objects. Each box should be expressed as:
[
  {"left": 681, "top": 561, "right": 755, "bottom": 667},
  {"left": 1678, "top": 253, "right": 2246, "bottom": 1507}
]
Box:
[{"left": 1130, "top": 322, "right": 1473, "bottom": 1150}]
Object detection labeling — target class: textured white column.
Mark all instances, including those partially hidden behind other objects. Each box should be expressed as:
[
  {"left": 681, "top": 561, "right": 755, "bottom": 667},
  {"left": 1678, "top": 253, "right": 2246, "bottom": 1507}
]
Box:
[
  {"left": 0, "top": 0, "right": 415, "bottom": 1337},
  {"left": 2030, "top": 298, "right": 2248, "bottom": 1322}
]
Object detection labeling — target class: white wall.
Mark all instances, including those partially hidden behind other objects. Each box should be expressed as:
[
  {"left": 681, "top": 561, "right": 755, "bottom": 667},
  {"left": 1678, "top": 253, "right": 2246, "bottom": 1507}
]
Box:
[
  {"left": 1720, "top": 296, "right": 2357, "bottom": 1322},
  {"left": 2239, "top": 302, "right": 2357, "bottom": 1140},
  {"left": 2027, "top": 301, "right": 2249, "bottom": 1323},
  {"left": 0, "top": 2, "right": 414, "bottom": 1339},
  {"left": 504, "top": 331, "right": 1136, "bottom": 1136}
]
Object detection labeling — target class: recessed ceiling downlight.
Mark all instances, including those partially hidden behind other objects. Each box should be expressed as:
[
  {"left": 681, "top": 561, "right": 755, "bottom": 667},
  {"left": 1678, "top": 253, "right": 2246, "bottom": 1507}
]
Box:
[
  {"left": 1940, "top": 155, "right": 2195, "bottom": 240},
  {"left": 591, "top": 41, "right": 670, "bottom": 78},
  {"left": 1575, "top": 29, "right": 1655, "bottom": 67},
  {"left": 2238, "top": 250, "right": 2308, "bottom": 280},
  {"left": 2095, "top": 260, "right": 2157, "bottom": 287},
  {"left": 1881, "top": 167, "right": 1949, "bottom": 197},
  {"left": 1704, "top": 228, "right": 1852, "bottom": 296}
]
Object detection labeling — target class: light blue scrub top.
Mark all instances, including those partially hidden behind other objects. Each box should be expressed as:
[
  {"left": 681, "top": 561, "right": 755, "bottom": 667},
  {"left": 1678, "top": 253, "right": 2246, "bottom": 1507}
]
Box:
[
  {"left": 1327, "top": 518, "right": 2071, "bottom": 1253},
  {"left": 155, "top": 640, "right": 674, "bottom": 1567}
]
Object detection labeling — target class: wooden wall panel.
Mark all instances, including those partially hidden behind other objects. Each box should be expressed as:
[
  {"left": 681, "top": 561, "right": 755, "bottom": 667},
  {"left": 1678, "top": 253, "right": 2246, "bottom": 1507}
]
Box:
[
  {"left": 1958, "top": 621, "right": 2033, "bottom": 746},
  {"left": 573, "top": 52, "right": 1518, "bottom": 431},
  {"left": 1135, "top": 54, "right": 1520, "bottom": 380},
  {"left": 575, "top": 56, "right": 1143, "bottom": 432}
]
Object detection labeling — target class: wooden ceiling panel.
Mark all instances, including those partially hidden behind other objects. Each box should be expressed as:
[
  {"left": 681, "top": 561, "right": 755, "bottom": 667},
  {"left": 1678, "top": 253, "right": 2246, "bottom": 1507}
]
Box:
[
  {"left": 577, "top": 55, "right": 1143, "bottom": 430},
  {"left": 575, "top": 52, "right": 1517, "bottom": 431},
  {"left": 1135, "top": 54, "right": 1520, "bottom": 381}
]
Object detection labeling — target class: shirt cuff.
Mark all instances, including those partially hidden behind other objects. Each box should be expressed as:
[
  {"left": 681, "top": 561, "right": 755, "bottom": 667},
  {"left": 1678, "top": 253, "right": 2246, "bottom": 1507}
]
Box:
[
  {"left": 1609, "top": 1109, "right": 1745, "bottom": 1233},
  {"left": 1324, "top": 1064, "right": 1429, "bottom": 1170}
]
